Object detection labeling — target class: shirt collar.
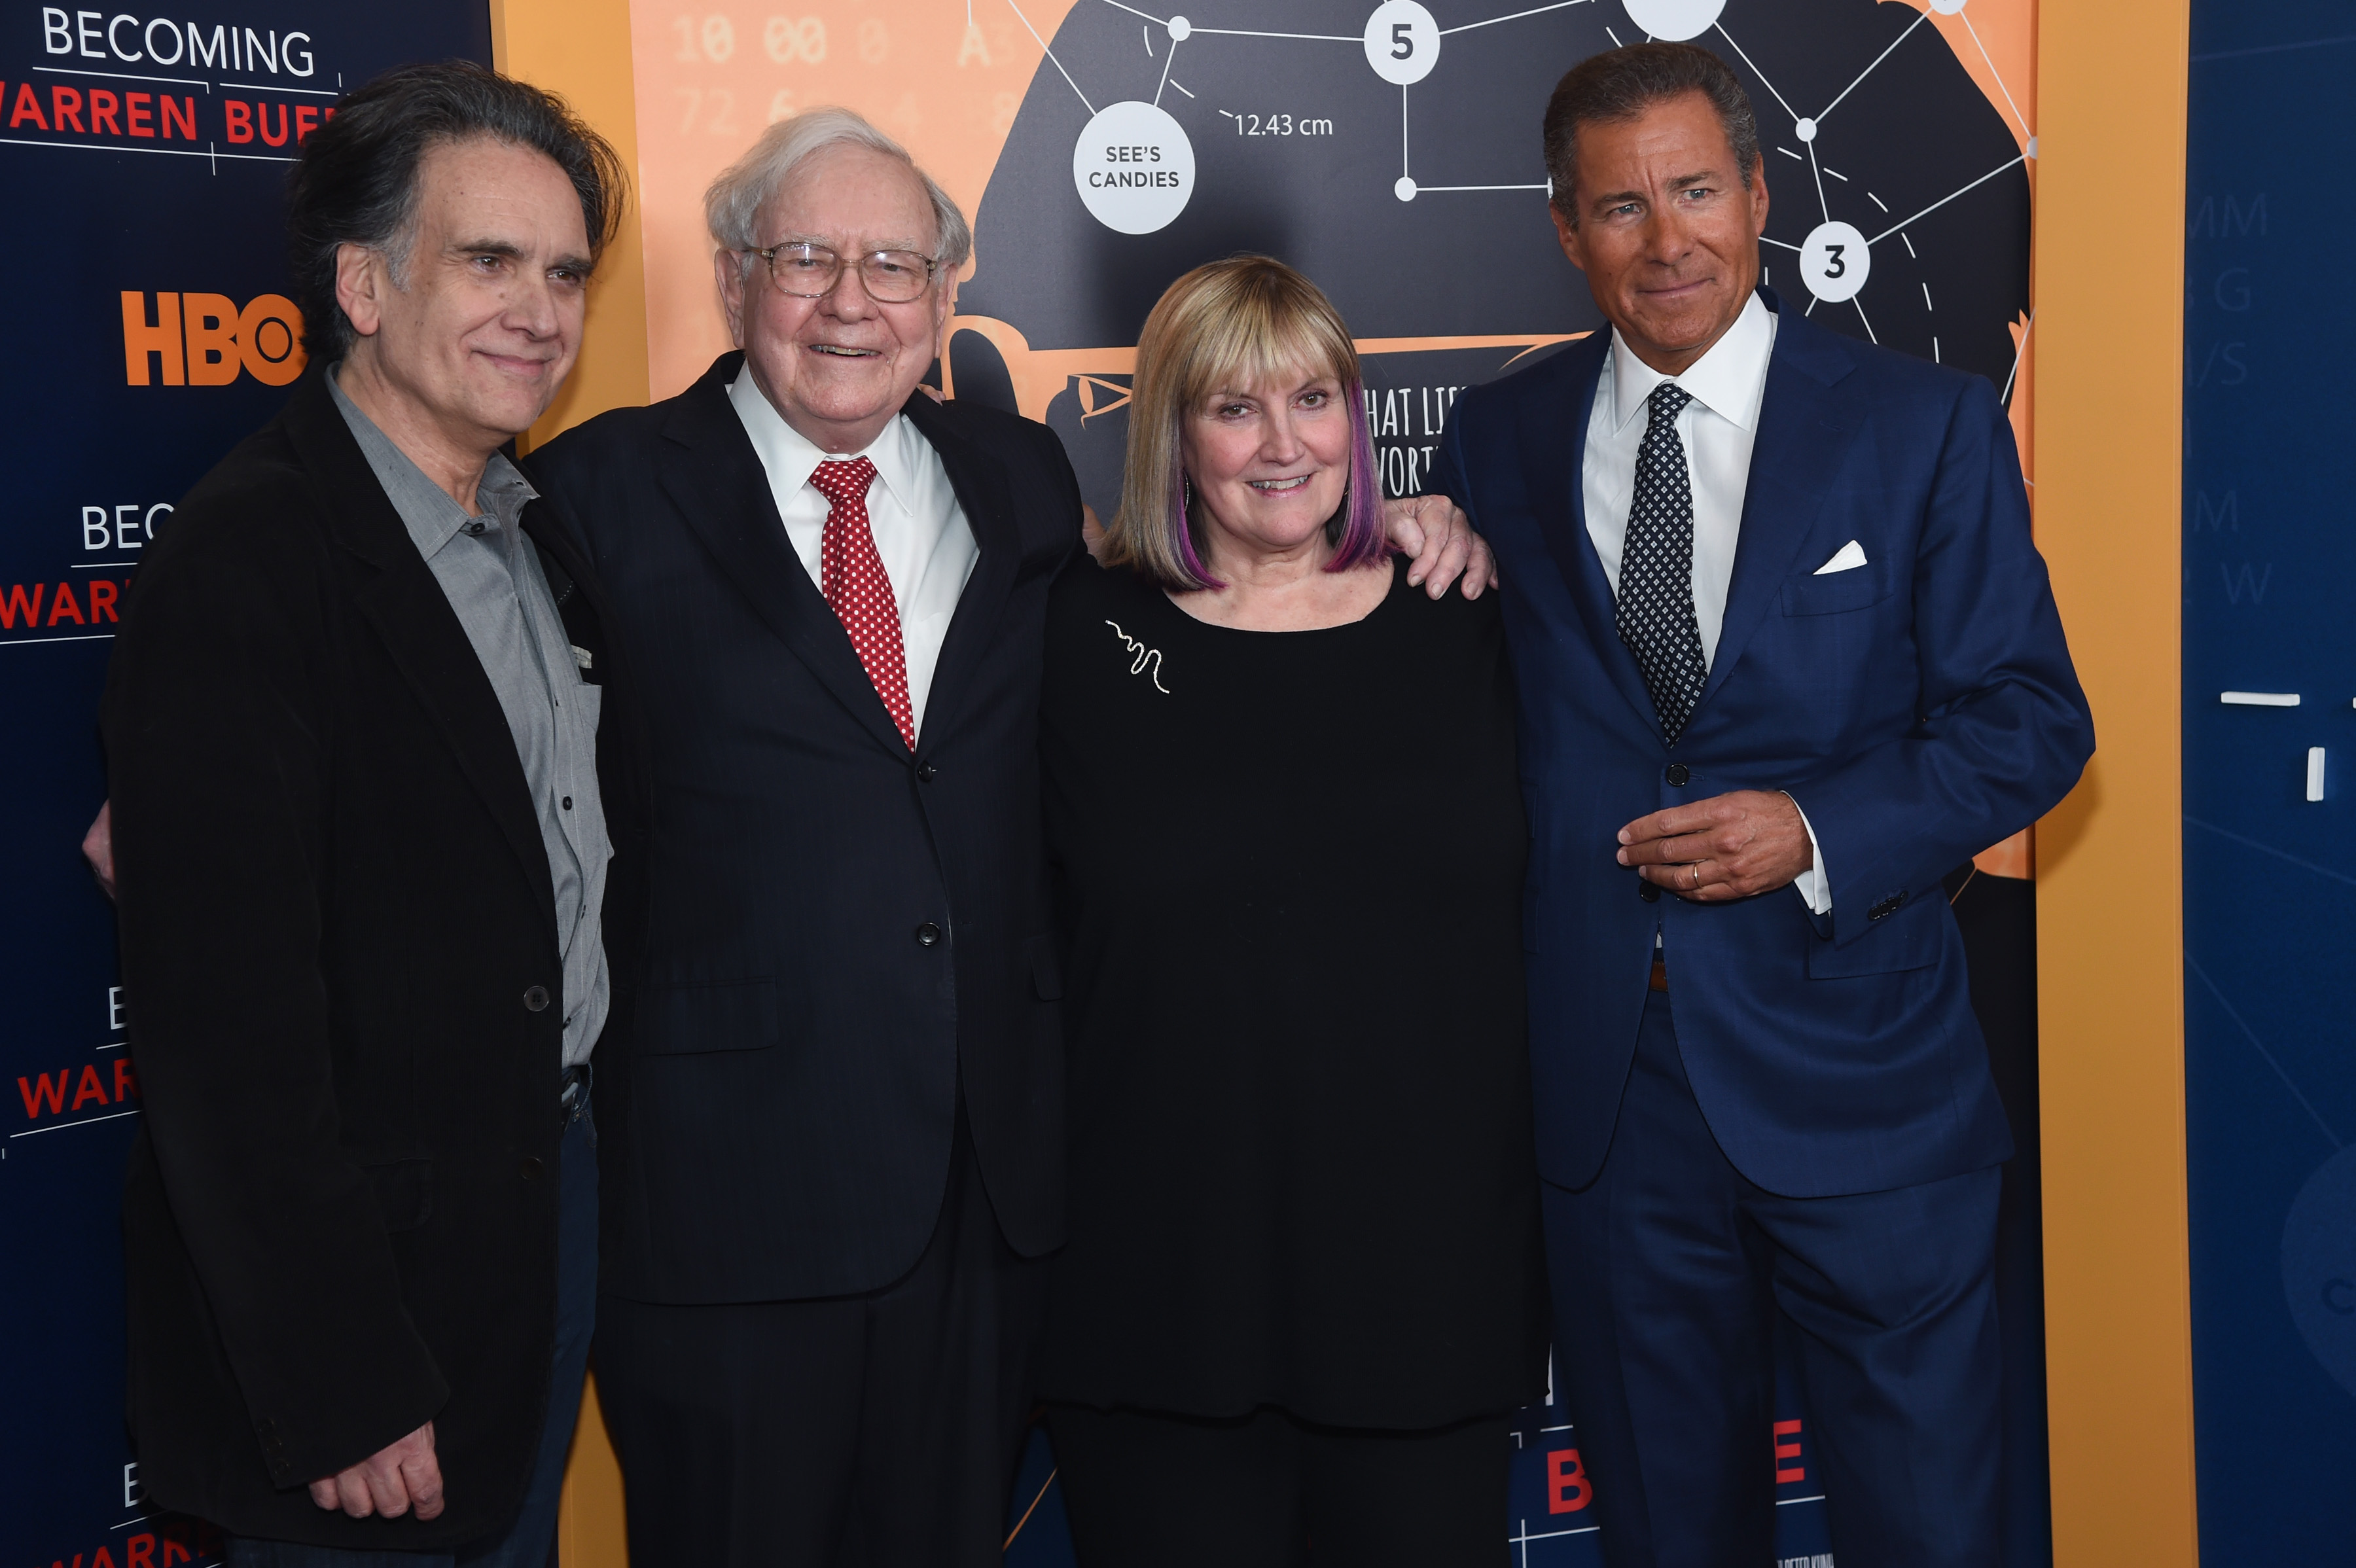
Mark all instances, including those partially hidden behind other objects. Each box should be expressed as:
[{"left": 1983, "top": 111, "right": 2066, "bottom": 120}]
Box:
[
  {"left": 727, "top": 372, "right": 918, "bottom": 519},
  {"left": 1607, "top": 289, "right": 1777, "bottom": 435},
  {"left": 327, "top": 368, "right": 538, "bottom": 559}
]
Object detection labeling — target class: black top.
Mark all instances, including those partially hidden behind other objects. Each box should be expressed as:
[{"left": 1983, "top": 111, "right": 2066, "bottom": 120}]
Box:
[
  {"left": 103, "top": 370, "right": 647, "bottom": 1546},
  {"left": 1038, "top": 552, "right": 1547, "bottom": 1429},
  {"left": 526, "top": 355, "right": 1082, "bottom": 1302}
]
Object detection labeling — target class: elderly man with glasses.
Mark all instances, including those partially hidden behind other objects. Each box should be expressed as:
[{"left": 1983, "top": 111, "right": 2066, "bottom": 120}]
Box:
[{"left": 524, "top": 107, "right": 1486, "bottom": 1567}]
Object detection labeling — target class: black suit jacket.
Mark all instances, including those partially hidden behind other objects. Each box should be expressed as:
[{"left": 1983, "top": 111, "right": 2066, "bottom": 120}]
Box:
[
  {"left": 101, "top": 372, "right": 646, "bottom": 1547},
  {"left": 527, "top": 353, "right": 1079, "bottom": 1302}
]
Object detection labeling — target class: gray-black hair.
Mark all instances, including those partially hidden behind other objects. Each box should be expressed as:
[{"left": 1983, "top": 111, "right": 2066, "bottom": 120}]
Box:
[
  {"left": 705, "top": 107, "right": 971, "bottom": 274},
  {"left": 1543, "top": 42, "right": 1760, "bottom": 223},
  {"left": 285, "top": 60, "right": 626, "bottom": 360}
]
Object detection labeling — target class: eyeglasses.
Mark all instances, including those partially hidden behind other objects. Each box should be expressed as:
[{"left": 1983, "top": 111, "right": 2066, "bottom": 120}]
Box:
[{"left": 744, "top": 241, "right": 938, "bottom": 303}]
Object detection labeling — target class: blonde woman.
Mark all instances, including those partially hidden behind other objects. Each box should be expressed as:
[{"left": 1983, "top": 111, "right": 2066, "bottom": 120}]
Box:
[{"left": 1036, "top": 255, "right": 1545, "bottom": 1565}]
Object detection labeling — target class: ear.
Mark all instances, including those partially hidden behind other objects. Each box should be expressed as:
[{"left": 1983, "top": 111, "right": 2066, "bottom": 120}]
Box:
[
  {"left": 1748, "top": 162, "right": 1771, "bottom": 235},
  {"left": 715, "top": 248, "right": 749, "bottom": 349},
  {"left": 334, "top": 241, "right": 391, "bottom": 340},
  {"left": 1551, "top": 204, "right": 1590, "bottom": 275}
]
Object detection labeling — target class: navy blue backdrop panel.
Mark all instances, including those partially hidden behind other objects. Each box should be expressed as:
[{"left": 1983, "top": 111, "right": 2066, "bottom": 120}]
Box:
[
  {"left": 0, "top": 6, "right": 491, "bottom": 1563},
  {"left": 2183, "top": 3, "right": 2356, "bottom": 1562},
  {"left": 975, "top": 0, "right": 2042, "bottom": 1562}
]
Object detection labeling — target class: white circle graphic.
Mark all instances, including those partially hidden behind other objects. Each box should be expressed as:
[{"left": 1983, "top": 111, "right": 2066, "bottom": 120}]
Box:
[
  {"left": 1798, "top": 220, "right": 1871, "bottom": 303},
  {"left": 1167, "top": 13, "right": 1192, "bottom": 39},
  {"left": 1072, "top": 101, "right": 1196, "bottom": 234},
  {"left": 1620, "top": 0, "right": 1726, "bottom": 43},
  {"left": 1794, "top": 116, "right": 1818, "bottom": 143},
  {"left": 1395, "top": 176, "right": 1418, "bottom": 202},
  {"left": 1929, "top": 0, "right": 1967, "bottom": 14},
  {"left": 1363, "top": 1, "right": 1440, "bottom": 86}
]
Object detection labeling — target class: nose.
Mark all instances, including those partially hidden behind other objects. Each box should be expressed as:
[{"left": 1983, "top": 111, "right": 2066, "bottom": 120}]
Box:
[
  {"left": 1642, "top": 202, "right": 1695, "bottom": 267},
  {"left": 1259, "top": 404, "right": 1309, "bottom": 464},
  {"left": 505, "top": 265, "right": 562, "bottom": 340},
  {"left": 817, "top": 260, "right": 876, "bottom": 319}
]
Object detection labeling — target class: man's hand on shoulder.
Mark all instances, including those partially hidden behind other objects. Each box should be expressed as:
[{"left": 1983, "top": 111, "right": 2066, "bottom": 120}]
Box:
[
  {"left": 1382, "top": 495, "right": 1497, "bottom": 600},
  {"left": 309, "top": 1421, "right": 444, "bottom": 1521},
  {"left": 1617, "top": 790, "right": 1813, "bottom": 902}
]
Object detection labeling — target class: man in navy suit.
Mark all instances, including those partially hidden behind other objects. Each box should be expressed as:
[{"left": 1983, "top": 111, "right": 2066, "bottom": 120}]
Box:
[{"left": 1428, "top": 43, "right": 2092, "bottom": 1568}]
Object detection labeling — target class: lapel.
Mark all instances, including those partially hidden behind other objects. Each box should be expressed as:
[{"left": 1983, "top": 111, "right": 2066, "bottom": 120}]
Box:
[
  {"left": 652, "top": 353, "right": 910, "bottom": 757},
  {"left": 1517, "top": 332, "right": 1662, "bottom": 737},
  {"left": 1693, "top": 294, "right": 1868, "bottom": 715},
  {"left": 279, "top": 374, "right": 556, "bottom": 938},
  {"left": 899, "top": 390, "right": 1022, "bottom": 749}
]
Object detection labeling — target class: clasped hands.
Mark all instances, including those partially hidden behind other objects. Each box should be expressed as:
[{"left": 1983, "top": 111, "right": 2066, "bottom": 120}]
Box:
[{"left": 1616, "top": 789, "right": 1813, "bottom": 902}]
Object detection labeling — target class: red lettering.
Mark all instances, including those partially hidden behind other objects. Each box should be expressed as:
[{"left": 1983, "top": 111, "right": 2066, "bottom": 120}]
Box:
[
  {"left": 125, "top": 92, "right": 153, "bottom": 137},
  {"left": 1774, "top": 1417, "right": 1805, "bottom": 1484},
  {"left": 126, "top": 1535, "right": 155, "bottom": 1568},
  {"left": 0, "top": 582, "right": 46, "bottom": 628},
  {"left": 257, "top": 100, "right": 288, "bottom": 147},
  {"left": 50, "top": 84, "right": 84, "bottom": 132},
  {"left": 223, "top": 98, "right": 251, "bottom": 143},
  {"left": 48, "top": 582, "right": 85, "bottom": 626},
  {"left": 89, "top": 579, "right": 118, "bottom": 622},
  {"left": 10, "top": 80, "right": 51, "bottom": 131},
  {"left": 72, "top": 1063, "right": 110, "bottom": 1110},
  {"left": 161, "top": 1528, "right": 190, "bottom": 1565},
  {"left": 160, "top": 94, "right": 194, "bottom": 141},
  {"left": 18, "top": 1069, "right": 67, "bottom": 1118},
  {"left": 1546, "top": 1446, "right": 1593, "bottom": 1514},
  {"left": 295, "top": 103, "right": 319, "bottom": 141},
  {"left": 114, "top": 1058, "right": 139, "bottom": 1102},
  {"left": 88, "top": 89, "right": 120, "bottom": 135},
  {"left": 92, "top": 1548, "right": 118, "bottom": 1568}
]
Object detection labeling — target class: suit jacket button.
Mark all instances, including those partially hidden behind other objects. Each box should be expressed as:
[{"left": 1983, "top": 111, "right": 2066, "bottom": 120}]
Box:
[
  {"left": 522, "top": 1157, "right": 543, "bottom": 1181},
  {"left": 916, "top": 762, "right": 937, "bottom": 783},
  {"left": 1638, "top": 881, "right": 1660, "bottom": 904},
  {"left": 1665, "top": 762, "right": 1690, "bottom": 786},
  {"left": 915, "top": 921, "right": 942, "bottom": 947},
  {"left": 524, "top": 985, "right": 551, "bottom": 1012}
]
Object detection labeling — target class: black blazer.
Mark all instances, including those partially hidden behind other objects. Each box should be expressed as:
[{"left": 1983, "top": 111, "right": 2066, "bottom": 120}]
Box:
[
  {"left": 101, "top": 373, "right": 646, "bottom": 1548},
  {"left": 526, "top": 353, "right": 1079, "bottom": 1302}
]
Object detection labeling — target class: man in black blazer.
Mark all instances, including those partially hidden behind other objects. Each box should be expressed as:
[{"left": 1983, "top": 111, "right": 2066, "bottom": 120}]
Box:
[
  {"left": 101, "top": 66, "right": 640, "bottom": 1567},
  {"left": 529, "top": 109, "right": 1483, "bottom": 1567}
]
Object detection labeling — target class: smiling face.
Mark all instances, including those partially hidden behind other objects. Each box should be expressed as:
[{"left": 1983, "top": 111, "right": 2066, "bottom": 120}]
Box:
[
  {"left": 336, "top": 135, "right": 591, "bottom": 454},
  {"left": 1180, "top": 363, "right": 1353, "bottom": 569},
  {"left": 719, "top": 143, "right": 951, "bottom": 455},
  {"left": 1553, "top": 90, "right": 1769, "bottom": 375}
]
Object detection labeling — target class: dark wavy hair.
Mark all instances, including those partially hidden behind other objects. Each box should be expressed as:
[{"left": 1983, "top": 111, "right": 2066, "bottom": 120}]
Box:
[
  {"left": 284, "top": 60, "right": 626, "bottom": 360},
  {"left": 1543, "top": 42, "right": 1760, "bottom": 224}
]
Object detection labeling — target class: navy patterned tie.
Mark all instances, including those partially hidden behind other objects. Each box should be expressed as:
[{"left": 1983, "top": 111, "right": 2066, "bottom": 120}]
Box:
[{"left": 1616, "top": 382, "right": 1708, "bottom": 747}]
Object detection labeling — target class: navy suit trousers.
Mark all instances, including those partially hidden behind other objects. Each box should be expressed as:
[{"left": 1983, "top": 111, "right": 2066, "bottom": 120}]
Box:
[{"left": 1545, "top": 988, "right": 2003, "bottom": 1568}]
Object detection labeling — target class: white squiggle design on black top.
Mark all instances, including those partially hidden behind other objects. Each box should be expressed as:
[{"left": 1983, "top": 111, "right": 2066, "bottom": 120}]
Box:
[{"left": 1105, "top": 619, "right": 1171, "bottom": 693}]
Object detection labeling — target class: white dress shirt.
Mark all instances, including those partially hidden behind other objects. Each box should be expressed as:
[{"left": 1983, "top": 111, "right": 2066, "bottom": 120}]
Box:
[
  {"left": 729, "top": 376, "right": 980, "bottom": 743},
  {"left": 1580, "top": 293, "right": 1830, "bottom": 914}
]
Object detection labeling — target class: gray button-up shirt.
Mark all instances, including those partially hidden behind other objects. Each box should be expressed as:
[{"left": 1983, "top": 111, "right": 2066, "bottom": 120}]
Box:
[{"left": 331, "top": 375, "right": 611, "bottom": 1069}]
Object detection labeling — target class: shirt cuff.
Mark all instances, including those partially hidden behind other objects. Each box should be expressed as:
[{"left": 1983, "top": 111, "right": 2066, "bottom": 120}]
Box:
[{"left": 1785, "top": 793, "right": 1831, "bottom": 915}]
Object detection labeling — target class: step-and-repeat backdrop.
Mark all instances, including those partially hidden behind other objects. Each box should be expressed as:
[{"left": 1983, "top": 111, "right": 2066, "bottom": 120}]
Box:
[
  {"left": 0, "top": 5, "right": 492, "bottom": 1564},
  {"left": 2, "top": 0, "right": 2039, "bottom": 1563}
]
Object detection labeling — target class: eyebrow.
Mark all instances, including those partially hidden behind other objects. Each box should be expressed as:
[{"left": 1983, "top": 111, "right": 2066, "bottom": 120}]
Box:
[{"left": 762, "top": 233, "right": 931, "bottom": 254}]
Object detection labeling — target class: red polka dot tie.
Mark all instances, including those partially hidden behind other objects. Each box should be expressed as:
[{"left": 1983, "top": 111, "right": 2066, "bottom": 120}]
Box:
[{"left": 810, "top": 457, "right": 914, "bottom": 749}]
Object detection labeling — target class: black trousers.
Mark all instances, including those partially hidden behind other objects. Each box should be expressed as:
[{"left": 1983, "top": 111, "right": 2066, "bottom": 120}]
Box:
[
  {"left": 1046, "top": 1404, "right": 1511, "bottom": 1567},
  {"left": 594, "top": 1114, "right": 1048, "bottom": 1568},
  {"left": 1546, "top": 989, "right": 2003, "bottom": 1568}
]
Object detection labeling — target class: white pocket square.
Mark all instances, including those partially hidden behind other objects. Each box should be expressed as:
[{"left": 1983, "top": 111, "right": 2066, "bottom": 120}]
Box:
[{"left": 1813, "top": 539, "right": 1868, "bottom": 575}]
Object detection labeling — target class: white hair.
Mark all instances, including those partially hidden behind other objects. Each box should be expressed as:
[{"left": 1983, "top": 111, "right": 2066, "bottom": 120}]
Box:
[{"left": 705, "top": 107, "right": 972, "bottom": 270}]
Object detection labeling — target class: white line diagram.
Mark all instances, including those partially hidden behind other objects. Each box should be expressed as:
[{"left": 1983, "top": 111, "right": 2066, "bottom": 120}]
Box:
[{"left": 994, "top": 0, "right": 2032, "bottom": 376}]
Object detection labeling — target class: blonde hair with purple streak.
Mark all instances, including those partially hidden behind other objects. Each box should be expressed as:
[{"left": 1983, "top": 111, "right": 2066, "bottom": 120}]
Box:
[{"left": 1103, "top": 255, "right": 1387, "bottom": 592}]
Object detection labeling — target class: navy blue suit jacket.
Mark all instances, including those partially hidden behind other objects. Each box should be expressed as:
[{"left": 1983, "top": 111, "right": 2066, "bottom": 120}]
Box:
[{"left": 1430, "top": 291, "right": 2093, "bottom": 1200}]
